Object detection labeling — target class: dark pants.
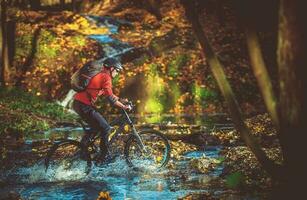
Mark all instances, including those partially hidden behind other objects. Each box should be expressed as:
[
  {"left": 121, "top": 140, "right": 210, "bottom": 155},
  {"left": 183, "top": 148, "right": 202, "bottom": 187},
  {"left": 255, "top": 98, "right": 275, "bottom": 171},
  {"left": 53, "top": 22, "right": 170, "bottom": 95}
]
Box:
[{"left": 72, "top": 100, "right": 111, "bottom": 156}]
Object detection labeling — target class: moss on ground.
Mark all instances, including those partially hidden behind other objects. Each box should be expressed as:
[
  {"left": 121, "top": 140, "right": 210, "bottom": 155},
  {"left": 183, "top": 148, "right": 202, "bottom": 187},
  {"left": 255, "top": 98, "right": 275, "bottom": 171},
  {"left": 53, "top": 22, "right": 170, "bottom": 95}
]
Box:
[{"left": 0, "top": 87, "right": 76, "bottom": 136}]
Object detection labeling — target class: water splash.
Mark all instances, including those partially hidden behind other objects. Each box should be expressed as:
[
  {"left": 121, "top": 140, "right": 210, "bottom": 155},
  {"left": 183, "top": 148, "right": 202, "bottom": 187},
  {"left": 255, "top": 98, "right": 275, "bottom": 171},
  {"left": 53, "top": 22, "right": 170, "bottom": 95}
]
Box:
[
  {"left": 1, "top": 149, "right": 224, "bottom": 199},
  {"left": 7, "top": 162, "right": 87, "bottom": 184}
]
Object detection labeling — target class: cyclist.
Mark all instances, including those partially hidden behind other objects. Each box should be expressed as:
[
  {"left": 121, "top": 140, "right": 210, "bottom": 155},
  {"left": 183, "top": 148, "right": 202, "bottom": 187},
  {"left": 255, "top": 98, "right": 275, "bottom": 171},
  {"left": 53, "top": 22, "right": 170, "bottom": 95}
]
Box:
[{"left": 72, "top": 57, "right": 131, "bottom": 163}]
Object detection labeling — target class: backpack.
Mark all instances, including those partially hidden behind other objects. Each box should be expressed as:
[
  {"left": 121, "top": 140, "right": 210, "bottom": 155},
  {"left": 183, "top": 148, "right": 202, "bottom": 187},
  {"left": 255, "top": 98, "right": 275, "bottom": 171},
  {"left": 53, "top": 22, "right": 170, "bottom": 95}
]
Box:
[{"left": 71, "top": 59, "right": 105, "bottom": 92}]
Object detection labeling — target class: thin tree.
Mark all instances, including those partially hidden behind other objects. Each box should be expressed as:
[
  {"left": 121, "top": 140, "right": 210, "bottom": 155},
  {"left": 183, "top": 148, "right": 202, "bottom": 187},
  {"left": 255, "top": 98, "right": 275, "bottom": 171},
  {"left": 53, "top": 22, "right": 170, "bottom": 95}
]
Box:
[
  {"left": 234, "top": 0, "right": 280, "bottom": 128},
  {"left": 79, "top": 0, "right": 90, "bottom": 13},
  {"left": 0, "top": 0, "right": 10, "bottom": 87},
  {"left": 245, "top": 28, "right": 279, "bottom": 127},
  {"left": 60, "top": 0, "right": 65, "bottom": 8},
  {"left": 0, "top": 0, "right": 2, "bottom": 74},
  {"left": 147, "top": 0, "right": 162, "bottom": 20},
  {"left": 71, "top": 0, "right": 77, "bottom": 12},
  {"left": 180, "top": 0, "right": 282, "bottom": 178},
  {"left": 29, "top": 0, "right": 41, "bottom": 10}
]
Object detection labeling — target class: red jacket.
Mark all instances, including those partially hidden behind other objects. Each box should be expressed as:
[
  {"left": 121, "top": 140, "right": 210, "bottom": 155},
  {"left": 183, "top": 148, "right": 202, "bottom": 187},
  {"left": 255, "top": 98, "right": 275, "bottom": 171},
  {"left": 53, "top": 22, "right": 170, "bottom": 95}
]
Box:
[{"left": 74, "top": 69, "right": 118, "bottom": 105}]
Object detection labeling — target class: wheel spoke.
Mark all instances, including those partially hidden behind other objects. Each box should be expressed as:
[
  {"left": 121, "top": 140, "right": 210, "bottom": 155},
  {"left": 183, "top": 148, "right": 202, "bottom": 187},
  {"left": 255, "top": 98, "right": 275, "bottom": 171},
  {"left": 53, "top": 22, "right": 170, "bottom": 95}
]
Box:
[{"left": 125, "top": 130, "right": 170, "bottom": 169}]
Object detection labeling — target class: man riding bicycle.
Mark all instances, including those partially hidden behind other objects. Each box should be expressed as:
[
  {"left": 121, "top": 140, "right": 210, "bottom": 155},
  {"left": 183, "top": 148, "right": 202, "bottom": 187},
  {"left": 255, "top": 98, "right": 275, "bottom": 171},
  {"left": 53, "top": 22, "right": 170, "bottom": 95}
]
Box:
[{"left": 72, "top": 57, "right": 131, "bottom": 163}]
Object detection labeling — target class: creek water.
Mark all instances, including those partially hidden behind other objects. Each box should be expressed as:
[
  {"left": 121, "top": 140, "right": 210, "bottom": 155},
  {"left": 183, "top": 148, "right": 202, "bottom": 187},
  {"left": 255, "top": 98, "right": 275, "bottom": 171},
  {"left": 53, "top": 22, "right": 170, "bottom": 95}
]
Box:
[
  {"left": 0, "top": 113, "right": 231, "bottom": 199},
  {"left": 1, "top": 145, "right": 223, "bottom": 200},
  {"left": 84, "top": 15, "right": 134, "bottom": 59}
]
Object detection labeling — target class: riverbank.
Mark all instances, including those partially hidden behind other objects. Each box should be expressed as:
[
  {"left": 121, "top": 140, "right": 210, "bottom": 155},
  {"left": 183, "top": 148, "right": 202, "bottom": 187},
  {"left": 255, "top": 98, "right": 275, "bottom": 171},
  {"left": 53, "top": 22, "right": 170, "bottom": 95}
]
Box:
[{"left": 0, "top": 87, "right": 76, "bottom": 168}]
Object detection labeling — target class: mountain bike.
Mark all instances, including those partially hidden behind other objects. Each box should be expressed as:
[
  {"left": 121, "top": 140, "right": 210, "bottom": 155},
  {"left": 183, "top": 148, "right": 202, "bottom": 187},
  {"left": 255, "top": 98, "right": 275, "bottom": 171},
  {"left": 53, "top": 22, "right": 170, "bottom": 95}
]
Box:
[{"left": 44, "top": 102, "right": 171, "bottom": 175}]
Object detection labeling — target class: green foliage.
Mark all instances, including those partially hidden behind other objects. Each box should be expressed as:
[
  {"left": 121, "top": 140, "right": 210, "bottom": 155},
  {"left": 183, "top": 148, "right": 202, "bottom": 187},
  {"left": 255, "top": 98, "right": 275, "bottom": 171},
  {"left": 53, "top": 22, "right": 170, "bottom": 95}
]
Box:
[
  {"left": 14, "top": 31, "right": 33, "bottom": 61},
  {"left": 0, "top": 87, "right": 76, "bottom": 135},
  {"left": 192, "top": 83, "right": 219, "bottom": 103},
  {"left": 160, "top": 81, "right": 181, "bottom": 111},
  {"left": 148, "top": 63, "right": 159, "bottom": 75},
  {"left": 145, "top": 98, "right": 164, "bottom": 113},
  {"left": 37, "top": 29, "right": 58, "bottom": 58},
  {"left": 15, "top": 27, "right": 59, "bottom": 62},
  {"left": 144, "top": 70, "right": 165, "bottom": 117},
  {"left": 216, "top": 156, "right": 225, "bottom": 164},
  {"left": 72, "top": 35, "right": 86, "bottom": 46},
  {"left": 145, "top": 113, "right": 163, "bottom": 124},
  {"left": 168, "top": 54, "right": 189, "bottom": 77},
  {"left": 225, "top": 171, "right": 245, "bottom": 188},
  {"left": 1, "top": 112, "right": 49, "bottom": 135},
  {"left": 151, "top": 41, "right": 162, "bottom": 54}
]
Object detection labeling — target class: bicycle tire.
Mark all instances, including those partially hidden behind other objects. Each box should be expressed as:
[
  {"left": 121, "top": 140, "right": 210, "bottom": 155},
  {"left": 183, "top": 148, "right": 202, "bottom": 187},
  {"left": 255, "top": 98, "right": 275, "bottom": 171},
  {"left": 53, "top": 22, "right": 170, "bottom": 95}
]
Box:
[
  {"left": 124, "top": 129, "right": 171, "bottom": 169},
  {"left": 45, "top": 140, "right": 92, "bottom": 177}
]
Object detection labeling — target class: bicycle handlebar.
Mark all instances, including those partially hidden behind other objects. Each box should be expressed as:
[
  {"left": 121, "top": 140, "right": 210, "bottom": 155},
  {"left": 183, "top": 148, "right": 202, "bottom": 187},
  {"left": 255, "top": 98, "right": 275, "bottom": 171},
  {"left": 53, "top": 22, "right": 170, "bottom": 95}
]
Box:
[
  {"left": 121, "top": 100, "right": 135, "bottom": 112},
  {"left": 125, "top": 101, "right": 134, "bottom": 108}
]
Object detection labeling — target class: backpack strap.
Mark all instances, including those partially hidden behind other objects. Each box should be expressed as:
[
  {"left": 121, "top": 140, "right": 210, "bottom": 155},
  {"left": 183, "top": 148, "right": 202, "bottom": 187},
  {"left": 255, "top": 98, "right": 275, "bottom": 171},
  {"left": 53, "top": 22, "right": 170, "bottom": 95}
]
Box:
[
  {"left": 81, "top": 74, "right": 91, "bottom": 79},
  {"left": 84, "top": 87, "right": 109, "bottom": 106},
  {"left": 84, "top": 90, "right": 94, "bottom": 105}
]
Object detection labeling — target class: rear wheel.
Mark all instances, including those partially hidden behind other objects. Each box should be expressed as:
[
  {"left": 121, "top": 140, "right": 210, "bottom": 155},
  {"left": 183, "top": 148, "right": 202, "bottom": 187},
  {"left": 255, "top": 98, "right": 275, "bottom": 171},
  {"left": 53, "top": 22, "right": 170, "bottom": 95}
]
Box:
[
  {"left": 45, "top": 140, "right": 92, "bottom": 178},
  {"left": 125, "top": 129, "right": 170, "bottom": 169}
]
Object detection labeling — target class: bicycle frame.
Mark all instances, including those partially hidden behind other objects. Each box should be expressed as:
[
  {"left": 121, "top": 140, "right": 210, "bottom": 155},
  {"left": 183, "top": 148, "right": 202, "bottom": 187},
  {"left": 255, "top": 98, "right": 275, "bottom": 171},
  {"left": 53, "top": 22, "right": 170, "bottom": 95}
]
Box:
[
  {"left": 45, "top": 106, "right": 170, "bottom": 172},
  {"left": 82, "top": 108, "right": 147, "bottom": 153}
]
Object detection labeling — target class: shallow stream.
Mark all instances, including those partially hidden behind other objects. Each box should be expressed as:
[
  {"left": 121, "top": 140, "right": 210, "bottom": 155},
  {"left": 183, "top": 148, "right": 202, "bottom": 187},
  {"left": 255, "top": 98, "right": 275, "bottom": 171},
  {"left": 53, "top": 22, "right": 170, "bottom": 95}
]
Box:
[{"left": 1, "top": 147, "right": 223, "bottom": 199}]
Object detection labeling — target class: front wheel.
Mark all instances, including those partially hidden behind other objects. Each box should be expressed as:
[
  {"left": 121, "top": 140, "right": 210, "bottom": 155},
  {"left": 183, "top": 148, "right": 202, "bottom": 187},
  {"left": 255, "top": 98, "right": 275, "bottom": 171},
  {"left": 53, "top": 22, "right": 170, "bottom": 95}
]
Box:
[
  {"left": 125, "top": 129, "right": 171, "bottom": 169},
  {"left": 45, "top": 140, "right": 92, "bottom": 179}
]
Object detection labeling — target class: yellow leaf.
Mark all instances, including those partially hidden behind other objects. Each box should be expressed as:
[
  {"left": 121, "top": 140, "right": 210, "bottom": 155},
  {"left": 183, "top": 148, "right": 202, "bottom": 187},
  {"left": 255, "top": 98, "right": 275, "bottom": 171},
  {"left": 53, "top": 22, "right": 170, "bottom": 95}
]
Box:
[
  {"left": 97, "top": 191, "right": 112, "bottom": 200},
  {"left": 156, "top": 156, "right": 163, "bottom": 163}
]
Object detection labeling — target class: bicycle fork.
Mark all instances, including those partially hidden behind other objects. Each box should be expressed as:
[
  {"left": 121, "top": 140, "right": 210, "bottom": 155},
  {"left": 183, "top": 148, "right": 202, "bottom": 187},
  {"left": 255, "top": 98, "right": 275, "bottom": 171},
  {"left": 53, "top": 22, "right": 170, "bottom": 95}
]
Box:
[
  {"left": 131, "top": 125, "right": 148, "bottom": 153},
  {"left": 123, "top": 109, "right": 148, "bottom": 154}
]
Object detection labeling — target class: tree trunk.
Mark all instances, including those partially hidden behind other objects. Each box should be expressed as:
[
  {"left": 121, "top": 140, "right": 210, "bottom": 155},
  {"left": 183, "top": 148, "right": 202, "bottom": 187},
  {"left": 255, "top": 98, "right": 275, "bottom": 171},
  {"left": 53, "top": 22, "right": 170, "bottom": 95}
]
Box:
[
  {"left": 235, "top": 0, "right": 279, "bottom": 128},
  {"left": 277, "top": 0, "right": 307, "bottom": 196},
  {"left": 60, "top": 0, "right": 65, "bottom": 7},
  {"left": 245, "top": 28, "right": 279, "bottom": 128},
  {"left": 0, "top": 1, "right": 2, "bottom": 70},
  {"left": 215, "top": 0, "right": 225, "bottom": 26},
  {"left": 15, "top": 28, "right": 41, "bottom": 86},
  {"left": 180, "top": 0, "right": 282, "bottom": 178},
  {"left": 71, "top": 0, "right": 77, "bottom": 12},
  {"left": 0, "top": 0, "right": 10, "bottom": 87},
  {"left": 29, "top": 0, "right": 41, "bottom": 10},
  {"left": 147, "top": 0, "right": 162, "bottom": 20},
  {"left": 79, "top": 0, "right": 90, "bottom": 13}
]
